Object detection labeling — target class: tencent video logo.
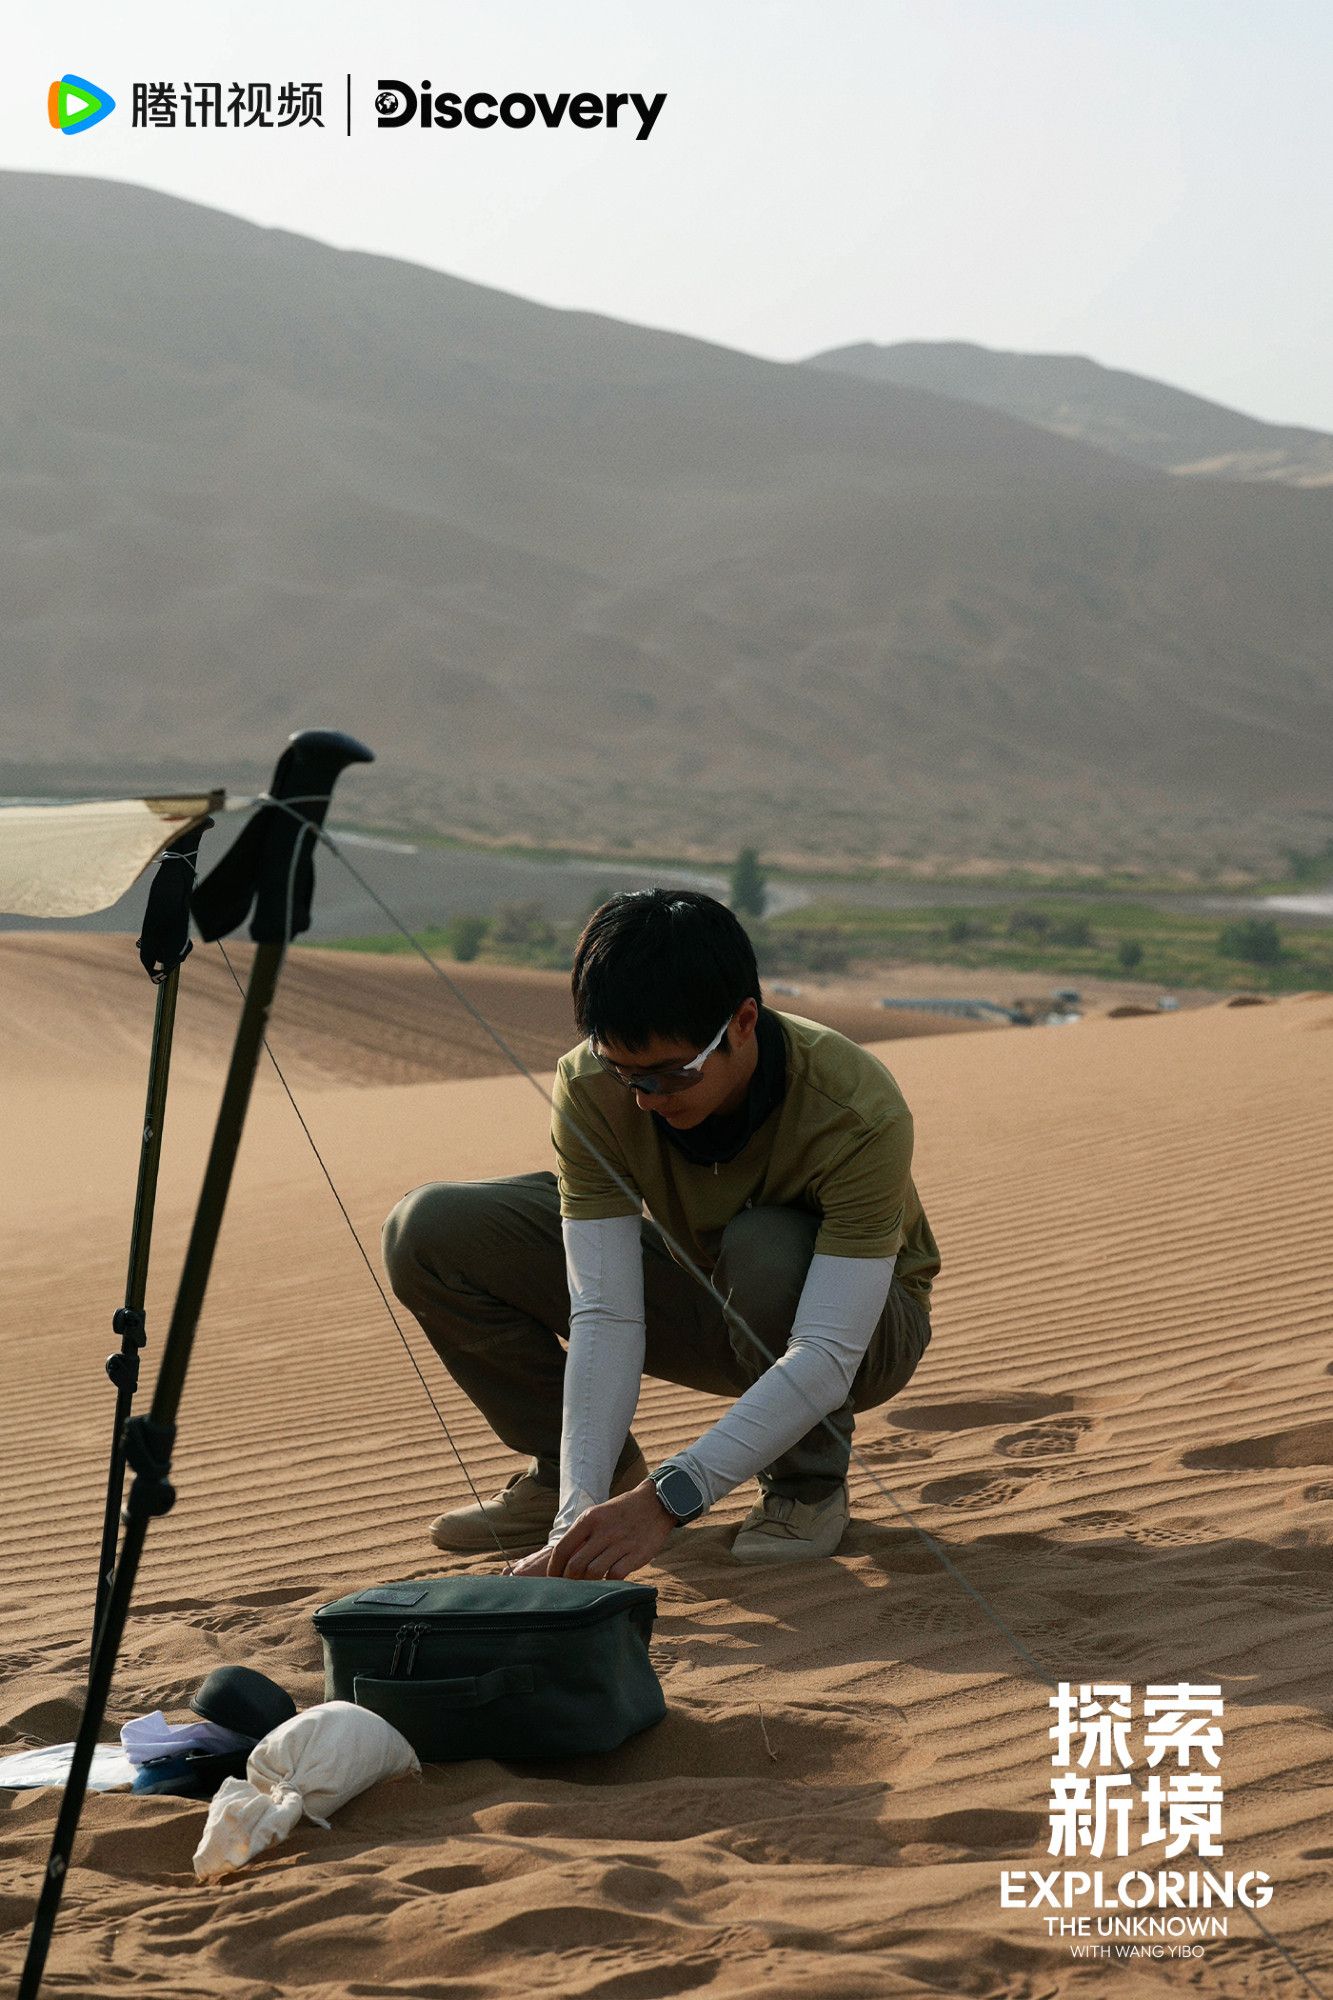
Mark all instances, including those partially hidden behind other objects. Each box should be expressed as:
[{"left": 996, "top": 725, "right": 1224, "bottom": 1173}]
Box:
[{"left": 48, "top": 73, "right": 117, "bottom": 134}]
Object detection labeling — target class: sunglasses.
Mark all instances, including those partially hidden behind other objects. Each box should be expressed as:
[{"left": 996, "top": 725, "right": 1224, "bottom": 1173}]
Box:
[{"left": 589, "top": 1017, "right": 730, "bottom": 1096}]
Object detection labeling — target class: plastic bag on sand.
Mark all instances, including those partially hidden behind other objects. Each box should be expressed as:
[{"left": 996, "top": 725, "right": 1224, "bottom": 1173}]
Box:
[{"left": 193, "top": 1700, "right": 419, "bottom": 1878}]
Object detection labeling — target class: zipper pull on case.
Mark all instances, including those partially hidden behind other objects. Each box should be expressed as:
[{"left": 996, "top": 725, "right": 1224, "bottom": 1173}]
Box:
[{"left": 390, "top": 1622, "right": 425, "bottom": 1676}]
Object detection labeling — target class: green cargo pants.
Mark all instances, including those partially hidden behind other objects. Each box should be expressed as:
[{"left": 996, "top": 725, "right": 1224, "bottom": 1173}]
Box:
[{"left": 381, "top": 1170, "right": 932, "bottom": 1505}]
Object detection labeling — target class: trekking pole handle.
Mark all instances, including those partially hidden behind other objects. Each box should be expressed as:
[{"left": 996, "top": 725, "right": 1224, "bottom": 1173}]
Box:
[{"left": 191, "top": 729, "right": 374, "bottom": 945}]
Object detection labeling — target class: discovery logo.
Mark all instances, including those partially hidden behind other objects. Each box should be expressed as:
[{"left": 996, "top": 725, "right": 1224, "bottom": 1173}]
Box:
[
  {"left": 374, "top": 80, "right": 666, "bottom": 140},
  {"left": 48, "top": 72, "right": 117, "bottom": 134}
]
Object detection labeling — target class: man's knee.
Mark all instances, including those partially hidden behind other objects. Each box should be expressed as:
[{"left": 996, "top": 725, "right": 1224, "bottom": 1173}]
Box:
[
  {"left": 715, "top": 1206, "right": 819, "bottom": 1365},
  {"left": 382, "top": 1181, "right": 476, "bottom": 1298},
  {"left": 383, "top": 1178, "right": 544, "bottom": 1296},
  {"left": 382, "top": 1171, "right": 561, "bottom": 1303},
  {"left": 850, "top": 1294, "right": 932, "bottom": 1412}
]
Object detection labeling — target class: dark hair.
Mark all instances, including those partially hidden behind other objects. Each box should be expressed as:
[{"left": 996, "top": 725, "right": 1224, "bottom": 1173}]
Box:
[{"left": 571, "top": 889, "right": 760, "bottom": 1052}]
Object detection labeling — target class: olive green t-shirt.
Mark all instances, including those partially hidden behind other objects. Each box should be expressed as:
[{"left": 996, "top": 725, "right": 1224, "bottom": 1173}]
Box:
[{"left": 550, "top": 1009, "right": 941, "bottom": 1306}]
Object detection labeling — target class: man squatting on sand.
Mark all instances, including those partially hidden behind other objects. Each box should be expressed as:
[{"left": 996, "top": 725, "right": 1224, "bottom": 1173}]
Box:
[{"left": 382, "top": 890, "right": 941, "bottom": 1575}]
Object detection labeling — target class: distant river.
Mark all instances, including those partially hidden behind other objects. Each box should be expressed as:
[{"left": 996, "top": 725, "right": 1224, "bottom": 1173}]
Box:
[
  {"left": 2, "top": 801, "right": 1328, "bottom": 936},
  {"left": 0, "top": 808, "right": 807, "bottom": 939}
]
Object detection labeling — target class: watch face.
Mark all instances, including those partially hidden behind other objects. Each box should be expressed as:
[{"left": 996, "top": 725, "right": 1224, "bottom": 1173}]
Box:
[{"left": 655, "top": 1465, "right": 703, "bottom": 1521}]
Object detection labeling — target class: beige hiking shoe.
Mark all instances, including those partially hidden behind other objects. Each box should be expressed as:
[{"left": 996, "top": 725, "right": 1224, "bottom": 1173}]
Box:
[
  {"left": 428, "top": 1449, "right": 651, "bottom": 1554},
  {"left": 729, "top": 1484, "right": 850, "bottom": 1564}
]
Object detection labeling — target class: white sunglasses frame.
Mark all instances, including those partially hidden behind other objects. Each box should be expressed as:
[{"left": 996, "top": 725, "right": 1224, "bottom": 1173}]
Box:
[{"left": 589, "top": 1015, "right": 731, "bottom": 1093}]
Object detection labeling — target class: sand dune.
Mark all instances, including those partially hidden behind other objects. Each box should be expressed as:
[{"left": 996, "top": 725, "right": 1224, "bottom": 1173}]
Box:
[
  {"left": 0, "top": 934, "right": 989, "bottom": 1096},
  {"left": 1, "top": 937, "right": 1331, "bottom": 1997}
]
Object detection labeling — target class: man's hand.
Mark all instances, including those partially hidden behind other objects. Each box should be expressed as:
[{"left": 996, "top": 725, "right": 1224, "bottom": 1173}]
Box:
[
  {"left": 510, "top": 1480, "right": 677, "bottom": 1581},
  {"left": 507, "top": 1542, "right": 554, "bottom": 1577}
]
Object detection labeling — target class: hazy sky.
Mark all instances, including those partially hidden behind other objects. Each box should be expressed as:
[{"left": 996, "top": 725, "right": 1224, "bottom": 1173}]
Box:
[{"left": 9, "top": 1, "right": 1332, "bottom": 429}]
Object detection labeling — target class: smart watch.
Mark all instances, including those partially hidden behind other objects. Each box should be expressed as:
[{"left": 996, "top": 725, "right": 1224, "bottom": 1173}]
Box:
[{"left": 650, "top": 1461, "right": 707, "bottom": 1525}]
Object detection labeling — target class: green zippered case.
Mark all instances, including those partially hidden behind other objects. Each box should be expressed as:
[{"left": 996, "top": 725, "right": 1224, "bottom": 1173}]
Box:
[{"left": 312, "top": 1574, "right": 666, "bottom": 1762}]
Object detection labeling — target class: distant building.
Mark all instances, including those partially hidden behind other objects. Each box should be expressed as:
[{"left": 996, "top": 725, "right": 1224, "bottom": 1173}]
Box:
[{"left": 879, "top": 995, "right": 1080, "bottom": 1028}]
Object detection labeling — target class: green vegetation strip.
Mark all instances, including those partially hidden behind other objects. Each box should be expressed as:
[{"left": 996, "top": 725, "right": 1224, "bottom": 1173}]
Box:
[
  {"left": 318, "top": 898, "right": 1331, "bottom": 995},
  {"left": 761, "top": 901, "right": 1333, "bottom": 996}
]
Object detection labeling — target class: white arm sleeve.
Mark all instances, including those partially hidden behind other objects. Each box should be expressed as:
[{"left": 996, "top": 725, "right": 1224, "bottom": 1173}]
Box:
[
  {"left": 552, "top": 1213, "right": 646, "bottom": 1539},
  {"left": 669, "top": 1251, "right": 895, "bottom": 1511}
]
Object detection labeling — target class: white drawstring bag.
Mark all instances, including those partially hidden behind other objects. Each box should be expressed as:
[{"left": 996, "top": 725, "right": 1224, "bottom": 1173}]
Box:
[{"left": 193, "top": 1699, "right": 419, "bottom": 1878}]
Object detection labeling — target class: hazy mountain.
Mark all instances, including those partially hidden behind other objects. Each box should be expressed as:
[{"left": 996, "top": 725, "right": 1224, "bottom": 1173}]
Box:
[
  {"left": 2, "top": 172, "right": 1331, "bottom": 878},
  {"left": 806, "top": 341, "right": 1333, "bottom": 488}
]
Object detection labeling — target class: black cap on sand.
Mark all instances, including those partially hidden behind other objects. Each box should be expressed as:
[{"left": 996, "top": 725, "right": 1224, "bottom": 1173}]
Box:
[{"left": 189, "top": 1665, "right": 297, "bottom": 1744}]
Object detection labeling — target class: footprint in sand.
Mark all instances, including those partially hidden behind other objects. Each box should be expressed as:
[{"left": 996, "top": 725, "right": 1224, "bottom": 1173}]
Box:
[
  {"left": 1125, "top": 1518, "right": 1209, "bottom": 1548},
  {"left": 919, "top": 1468, "right": 1044, "bottom": 1511},
  {"left": 1018, "top": 1607, "right": 1144, "bottom": 1665},
  {"left": 996, "top": 1416, "right": 1095, "bottom": 1459},
  {"left": 921, "top": 1807, "right": 1048, "bottom": 1853},
  {"left": 888, "top": 1596, "right": 980, "bottom": 1639},
  {"left": 1180, "top": 1418, "right": 1333, "bottom": 1472},
  {"left": 1261, "top": 1544, "right": 1333, "bottom": 1584},
  {"left": 1064, "top": 1508, "right": 1133, "bottom": 1533},
  {"left": 857, "top": 1433, "right": 937, "bottom": 1464},
  {"left": 890, "top": 1392, "right": 1079, "bottom": 1433}
]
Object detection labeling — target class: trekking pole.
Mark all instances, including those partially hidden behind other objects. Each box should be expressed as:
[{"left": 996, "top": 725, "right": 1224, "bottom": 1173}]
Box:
[
  {"left": 93, "top": 818, "right": 214, "bottom": 1654},
  {"left": 19, "top": 730, "right": 373, "bottom": 2000}
]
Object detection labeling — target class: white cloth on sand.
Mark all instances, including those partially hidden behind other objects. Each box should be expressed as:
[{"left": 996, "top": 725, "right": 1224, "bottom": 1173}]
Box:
[
  {"left": 120, "top": 1710, "right": 255, "bottom": 1766},
  {"left": 0, "top": 1743, "right": 136, "bottom": 1791}
]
